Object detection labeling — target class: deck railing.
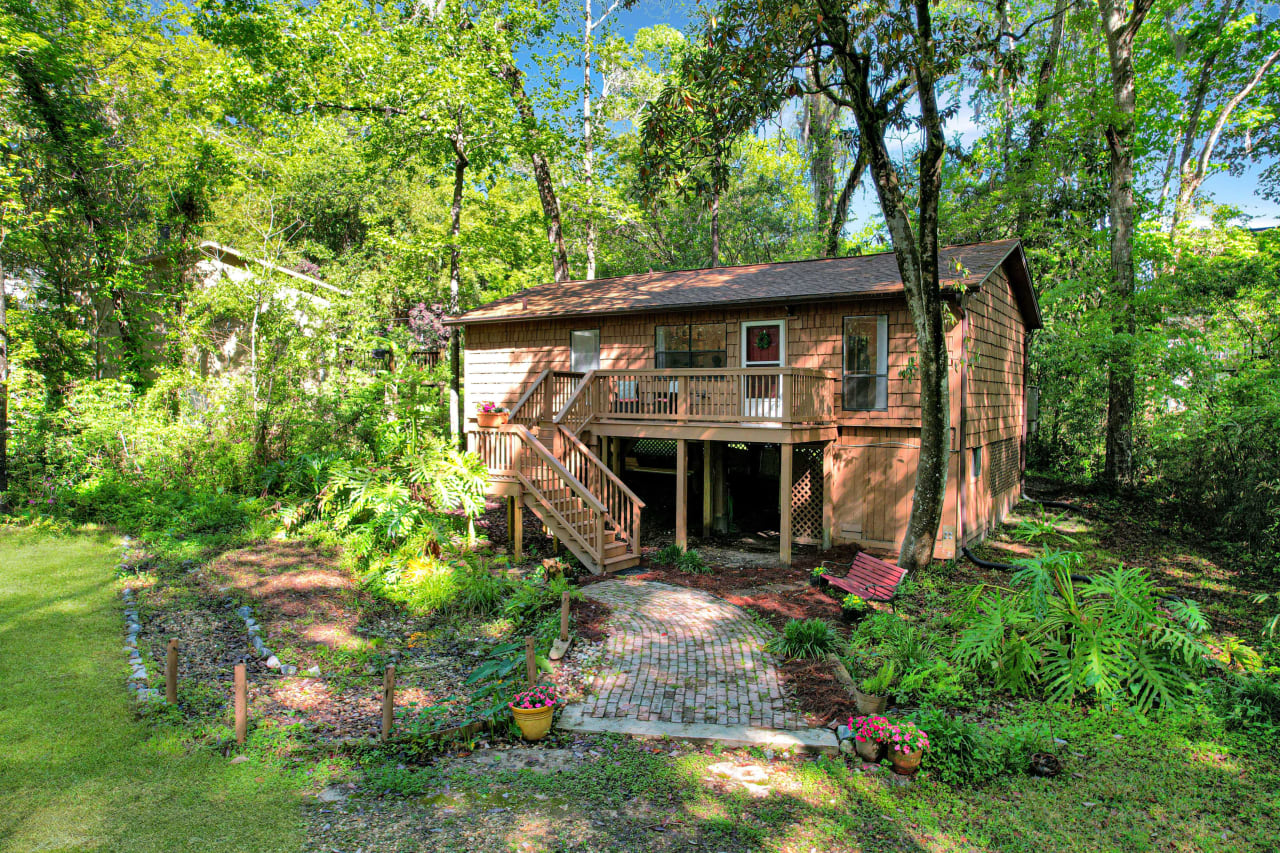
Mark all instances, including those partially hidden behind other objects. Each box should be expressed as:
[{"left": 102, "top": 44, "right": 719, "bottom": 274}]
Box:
[
  {"left": 505, "top": 370, "right": 585, "bottom": 428},
  {"left": 554, "top": 367, "right": 835, "bottom": 426},
  {"left": 553, "top": 424, "right": 644, "bottom": 552}
]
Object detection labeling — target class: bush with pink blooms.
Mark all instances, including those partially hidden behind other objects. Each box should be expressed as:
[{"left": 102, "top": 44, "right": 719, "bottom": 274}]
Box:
[
  {"left": 510, "top": 685, "right": 557, "bottom": 711},
  {"left": 852, "top": 715, "right": 892, "bottom": 745},
  {"left": 851, "top": 715, "right": 930, "bottom": 755},
  {"left": 884, "top": 720, "right": 930, "bottom": 755}
]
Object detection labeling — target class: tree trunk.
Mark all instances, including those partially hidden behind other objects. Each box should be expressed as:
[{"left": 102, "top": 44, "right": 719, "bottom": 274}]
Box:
[
  {"left": 802, "top": 66, "right": 838, "bottom": 248},
  {"left": 826, "top": 148, "right": 866, "bottom": 257},
  {"left": 833, "top": 0, "right": 951, "bottom": 572},
  {"left": 710, "top": 152, "right": 721, "bottom": 267},
  {"left": 583, "top": 0, "right": 597, "bottom": 280},
  {"left": 501, "top": 65, "right": 570, "bottom": 282},
  {"left": 449, "top": 132, "right": 469, "bottom": 448},
  {"left": 1097, "top": 0, "right": 1152, "bottom": 489},
  {"left": 1014, "top": 0, "right": 1066, "bottom": 236}
]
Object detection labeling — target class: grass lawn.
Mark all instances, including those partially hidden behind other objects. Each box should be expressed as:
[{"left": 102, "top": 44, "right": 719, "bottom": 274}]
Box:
[{"left": 0, "top": 528, "right": 303, "bottom": 853}]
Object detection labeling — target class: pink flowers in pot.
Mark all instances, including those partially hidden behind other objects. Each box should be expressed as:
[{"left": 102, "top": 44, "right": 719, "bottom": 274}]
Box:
[
  {"left": 510, "top": 685, "right": 557, "bottom": 710},
  {"left": 851, "top": 715, "right": 930, "bottom": 754},
  {"left": 479, "top": 401, "right": 507, "bottom": 414}
]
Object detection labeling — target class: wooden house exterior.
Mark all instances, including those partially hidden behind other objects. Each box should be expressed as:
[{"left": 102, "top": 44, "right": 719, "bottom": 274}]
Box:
[{"left": 447, "top": 239, "right": 1040, "bottom": 573}]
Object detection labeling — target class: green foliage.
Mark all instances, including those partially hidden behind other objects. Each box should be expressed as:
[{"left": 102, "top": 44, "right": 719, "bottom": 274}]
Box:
[
  {"left": 913, "top": 707, "right": 1049, "bottom": 785},
  {"left": 1224, "top": 674, "right": 1280, "bottom": 735},
  {"left": 1011, "top": 511, "right": 1077, "bottom": 545},
  {"left": 954, "top": 550, "right": 1212, "bottom": 712},
  {"left": 453, "top": 562, "right": 512, "bottom": 617},
  {"left": 767, "top": 618, "right": 839, "bottom": 660},
  {"left": 503, "top": 575, "right": 580, "bottom": 627},
  {"left": 676, "top": 549, "right": 709, "bottom": 574},
  {"left": 655, "top": 544, "right": 684, "bottom": 565},
  {"left": 860, "top": 661, "right": 897, "bottom": 695}
]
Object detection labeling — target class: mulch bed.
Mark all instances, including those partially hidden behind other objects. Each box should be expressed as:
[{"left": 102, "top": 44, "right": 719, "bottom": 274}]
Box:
[
  {"left": 571, "top": 598, "right": 613, "bottom": 642},
  {"left": 778, "top": 658, "right": 859, "bottom": 728}
]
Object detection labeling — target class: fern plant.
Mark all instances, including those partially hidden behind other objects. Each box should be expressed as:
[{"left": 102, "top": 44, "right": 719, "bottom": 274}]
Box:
[{"left": 954, "top": 549, "right": 1212, "bottom": 713}]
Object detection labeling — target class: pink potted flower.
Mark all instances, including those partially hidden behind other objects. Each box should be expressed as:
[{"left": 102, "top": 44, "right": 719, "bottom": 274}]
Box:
[
  {"left": 476, "top": 402, "right": 509, "bottom": 428},
  {"left": 883, "top": 720, "right": 930, "bottom": 775},
  {"left": 509, "top": 685, "right": 557, "bottom": 741},
  {"left": 851, "top": 715, "right": 891, "bottom": 763}
]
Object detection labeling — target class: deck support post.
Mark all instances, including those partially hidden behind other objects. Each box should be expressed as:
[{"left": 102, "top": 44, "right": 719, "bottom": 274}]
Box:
[
  {"left": 702, "top": 440, "right": 713, "bottom": 539},
  {"left": 513, "top": 495, "right": 524, "bottom": 561},
  {"left": 822, "top": 442, "right": 834, "bottom": 550},
  {"left": 713, "top": 442, "right": 728, "bottom": 535},
  {"left": 779, "top": 442, "right": 793, "bottom": 567},
  {"left": 676, "top": 438, "right": 688, "bottom": 551}
]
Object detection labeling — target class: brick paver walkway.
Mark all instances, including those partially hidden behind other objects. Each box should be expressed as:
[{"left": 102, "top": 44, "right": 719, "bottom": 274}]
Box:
[{"left": 577, "top": 579, "right": 805, "bottom": 730}]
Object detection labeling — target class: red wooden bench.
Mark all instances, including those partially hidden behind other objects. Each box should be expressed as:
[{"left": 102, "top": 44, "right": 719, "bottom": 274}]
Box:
[{"left": 820, "top": 552, "right": 908, "bottom": 602}]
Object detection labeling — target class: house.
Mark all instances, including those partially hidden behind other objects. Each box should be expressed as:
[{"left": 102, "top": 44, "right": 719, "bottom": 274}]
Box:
[{"left": 446, "top": 239, "right": 1040, "bottom": 574}]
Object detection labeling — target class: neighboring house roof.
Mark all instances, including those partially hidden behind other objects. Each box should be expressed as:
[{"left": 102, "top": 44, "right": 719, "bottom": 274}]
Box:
[
  {"left": 196, "top": 242, "right": 352, "bottom": 300},
  {"left": 449, "top": 239, "right": 1041, "bottom": 330}
]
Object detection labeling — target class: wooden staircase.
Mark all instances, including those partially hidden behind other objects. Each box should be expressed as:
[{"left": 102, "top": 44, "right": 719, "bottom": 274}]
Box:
[{"left": 471, "top": 372, "right": 644, "bottom": 575}]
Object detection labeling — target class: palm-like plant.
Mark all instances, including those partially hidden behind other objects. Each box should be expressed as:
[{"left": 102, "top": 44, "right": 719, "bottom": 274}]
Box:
[{"left": 954, "top": 549, "right": 1212, "bottom": 713}]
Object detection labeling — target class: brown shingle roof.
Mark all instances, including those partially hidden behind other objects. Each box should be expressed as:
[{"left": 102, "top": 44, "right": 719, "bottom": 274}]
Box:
[{"left": 451, "top": 239, "right": 1039, "bottom": 328}]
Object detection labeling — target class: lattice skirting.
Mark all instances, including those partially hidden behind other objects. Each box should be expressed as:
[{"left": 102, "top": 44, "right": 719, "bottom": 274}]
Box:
[{"left": 791, "top": 444, "right": 825, "bottom": 544}]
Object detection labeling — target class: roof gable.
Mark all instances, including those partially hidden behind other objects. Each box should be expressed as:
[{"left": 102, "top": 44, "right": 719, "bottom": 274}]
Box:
[{"left": 452, "top": 239, "right": 1039, "bottom": 330}]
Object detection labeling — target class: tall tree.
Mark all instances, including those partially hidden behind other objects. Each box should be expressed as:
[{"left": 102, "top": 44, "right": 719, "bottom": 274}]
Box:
[
  {"left": 1096, "top": 0, "right": 1153, "bottom": 488},
  {"left": 651, "top": 0, "right": 982, "bottom": 570}
]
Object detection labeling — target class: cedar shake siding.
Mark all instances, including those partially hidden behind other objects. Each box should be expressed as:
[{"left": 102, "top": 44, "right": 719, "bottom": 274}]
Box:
[{"left": 451, "top": 241, "right": 1039, "bottom": 563}]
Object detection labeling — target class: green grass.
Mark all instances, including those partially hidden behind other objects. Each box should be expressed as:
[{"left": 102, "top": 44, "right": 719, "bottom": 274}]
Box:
[{"left": 0, "top": 528, "right": 304, "bottom": 853}]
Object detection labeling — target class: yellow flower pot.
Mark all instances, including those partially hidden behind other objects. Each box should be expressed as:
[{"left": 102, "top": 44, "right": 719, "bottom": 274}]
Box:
[{"left": 511, "top": 704, "right": 554, "bottom": 741}]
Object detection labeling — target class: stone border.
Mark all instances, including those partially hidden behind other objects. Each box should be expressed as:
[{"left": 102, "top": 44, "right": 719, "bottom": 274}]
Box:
[
  {"left": 233, "top": 603, "right": 306, "bottom": 676},
  {"left": 120, "top": 536, "right": 159, "bottom": 703},
  {"left": 557, "top": 703, "right": 838, "bottom": 754}
]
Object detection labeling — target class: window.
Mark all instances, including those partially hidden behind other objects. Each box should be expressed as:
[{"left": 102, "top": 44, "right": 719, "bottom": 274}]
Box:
[
  {"left": 741, "top": 320, "right": 785, "bottom": 367},
  {"left": 843, "top": 315, "right": 888, "bottom": 410},
  {"left": 655, "top": 323, "right": 726, "bottom": 368},
  {"left": 971, "top": 446, "right": 983, "bottom": 480},
  {"left": 570, "top": 329, "right": 599, "bottom": 373}
]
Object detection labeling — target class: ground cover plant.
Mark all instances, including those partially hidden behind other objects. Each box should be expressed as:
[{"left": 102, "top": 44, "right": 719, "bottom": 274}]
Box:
[{"left": 0, "top": 530, "right": 304, "bottom": 853}]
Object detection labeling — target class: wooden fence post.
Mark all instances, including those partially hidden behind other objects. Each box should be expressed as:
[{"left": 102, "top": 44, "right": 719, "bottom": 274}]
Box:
[
  {"left": 165, "top": 638, "right": 178, "bottom": 704},
  {"left": 559, "top": 592, "right": 570, "bottom": 643},
  {"left": 234, "top": 663, "right": 247, "bottom": 745},
  {"left": 381, "top": 665, "right": 396, "bottom": 742},
  {"left": 525, "top": 637, "right": 537, "bottom": 688}
]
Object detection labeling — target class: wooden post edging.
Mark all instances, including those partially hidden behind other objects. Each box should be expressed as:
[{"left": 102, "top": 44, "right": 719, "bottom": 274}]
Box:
[
  {"left": 233, "top": 663, "right": 247, "bottom": 745},
  {"left": 559, "top": 592, "right": 570, "bottom": 643},
  {"left": 525, "top": 637, "right": 537, "bottom": 687},
  {"left": 165, "top": 638, "right": 178, "bottom": 704},
  {"left": 381, "top": 665, "right": 396, "bottom": 742}
]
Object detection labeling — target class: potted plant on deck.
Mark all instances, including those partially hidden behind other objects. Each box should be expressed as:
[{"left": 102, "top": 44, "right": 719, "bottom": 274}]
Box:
[
  {"left": 884, "top": 720, "right": 930, "bottom": 775},
  {"left": 854, "top": 661, "right": 895, "bottom": 714},
  {"left": 476, "top": 402, "right": 509, "bottom": 429},
  {"left": 510, "top": 685, "right": 556, "bottom": 741}
]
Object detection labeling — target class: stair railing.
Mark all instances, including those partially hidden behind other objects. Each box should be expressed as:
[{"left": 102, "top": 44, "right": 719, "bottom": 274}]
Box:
[
  {"left": 506, "top": 423, "right": 608, "bottom": 566},
  {"left": 553, "top": 369, "right": 597, "bottom": 435},
  {"left": 507, "top": 369, "right": 551, "bottom": 428},
  {"left": 553, "top": 424, "right": 644, "bottom": 559}
]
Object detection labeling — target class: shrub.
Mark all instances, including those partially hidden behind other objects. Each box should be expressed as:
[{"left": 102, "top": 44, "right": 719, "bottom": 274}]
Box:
[
  {"left": 954, "top": 549, "right": 1212, "bottom": 712},
  {"left": 655, "top": 544, "right": 684, "bottom": 565},
  {"left": 503, "top": 576, "right": 580, "bottom": 626},
  {"left": 767, "top": 618, "right": 839, "bottom": 660},
  {"left": 453, "top": 563, "right": 511, "bottom": 616},
  {"left": 677, "top": 549, "right": 710, "bottom": 574},
  {"left": 1225, "top": 674, "right": 1280, "bottom": 734},
  {"left": 913, "top": 708, "right": 1047, "bottom": 785}
]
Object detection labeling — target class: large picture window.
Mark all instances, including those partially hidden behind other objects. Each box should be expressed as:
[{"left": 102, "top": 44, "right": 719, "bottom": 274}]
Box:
[
  {"left": 843, "top": 315, "right": 888, "bottom": 410},
  {"left": 655, "top": 323, "right": 726, "bottom": 368},
  {"left": 570, "top": 329, "right": 600, "bottom": 373}
]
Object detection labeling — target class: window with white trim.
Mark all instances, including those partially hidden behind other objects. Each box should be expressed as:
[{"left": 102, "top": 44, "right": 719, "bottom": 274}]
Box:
[
  {"left": 570, "top": 329, "right": 600, "bottom": 373},
  {"left": 842, "top": 315, "right": 888, "bottom": 410}
]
